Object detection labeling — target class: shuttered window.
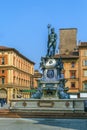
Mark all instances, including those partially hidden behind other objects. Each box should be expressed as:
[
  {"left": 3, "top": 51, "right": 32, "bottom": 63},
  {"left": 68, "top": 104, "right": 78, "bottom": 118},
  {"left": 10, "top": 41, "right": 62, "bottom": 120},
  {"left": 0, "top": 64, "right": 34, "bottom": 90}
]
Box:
[
  {"left": 83, "top": 60, "right": 87, "bottom": 66},
  {"left": 2, "top": 57, "right": 5, "bottom": 64},
  {"left": 2, "top": 77, "right": 5, "bottom": 84},
  {"left": 71, "top": 82, "right": 75, "bottom": 88},
  {"left": 84, "top": 70, "right": 87, "bottom": 76},
  {"left": 83, "top": 82, "right": 87, "bottom": 90},
  {"left": 84, "top": 51, "right": 87, "bottom": 56}
]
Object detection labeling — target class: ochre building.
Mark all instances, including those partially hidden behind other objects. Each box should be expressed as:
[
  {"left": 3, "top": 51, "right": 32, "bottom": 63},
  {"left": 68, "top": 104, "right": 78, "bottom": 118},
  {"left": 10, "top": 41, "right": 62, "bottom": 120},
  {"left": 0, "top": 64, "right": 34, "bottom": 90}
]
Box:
[
  {"left": 55, "top": 28, "right": 87, "bottom": 98},
  {"left": 54, "top": 52, "right": 79, "bottom": 98},
  {"left": 0, "top": 46, "right": 35, "bottom": 103},
  {"left": 79, "top": 42, "right": 87, "bottom": 92},
  {"left": 33, "top": 70, "right": 42, "bottom": 88}
]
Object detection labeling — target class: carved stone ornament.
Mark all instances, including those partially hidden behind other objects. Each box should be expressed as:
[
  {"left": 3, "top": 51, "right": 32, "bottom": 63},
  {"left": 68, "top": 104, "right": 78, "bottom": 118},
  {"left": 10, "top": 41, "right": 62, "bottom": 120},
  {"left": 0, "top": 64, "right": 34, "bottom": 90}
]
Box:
[
  {"left": 37, "top": 101, "right": 54, "bottom": 107},
  {"left": 22, "top": 101, "right": 27, "bottom": 107},
  {"left": 45, "top": 59, "right": 56, "bottom": 68},
  {"left": 65, "top": 101, "right": 70, "bottom": 107}
]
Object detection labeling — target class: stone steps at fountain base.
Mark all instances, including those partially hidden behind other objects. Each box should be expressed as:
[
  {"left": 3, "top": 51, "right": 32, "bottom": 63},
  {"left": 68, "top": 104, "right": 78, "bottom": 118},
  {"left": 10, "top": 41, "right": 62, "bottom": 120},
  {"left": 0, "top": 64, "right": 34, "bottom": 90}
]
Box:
[{"left": 0, "top": 109, "right": 87, "bottom": 118}]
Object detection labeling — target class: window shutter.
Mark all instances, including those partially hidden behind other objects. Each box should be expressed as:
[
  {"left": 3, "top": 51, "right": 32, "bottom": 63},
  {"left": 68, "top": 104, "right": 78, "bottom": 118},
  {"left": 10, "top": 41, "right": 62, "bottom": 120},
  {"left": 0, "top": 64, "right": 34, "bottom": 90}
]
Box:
[
  {"left": 83, "top": 60, "right": 85, "bottom": 66},
  {"left": 84, "top": 70, "right": 87, "bottom": 76}
]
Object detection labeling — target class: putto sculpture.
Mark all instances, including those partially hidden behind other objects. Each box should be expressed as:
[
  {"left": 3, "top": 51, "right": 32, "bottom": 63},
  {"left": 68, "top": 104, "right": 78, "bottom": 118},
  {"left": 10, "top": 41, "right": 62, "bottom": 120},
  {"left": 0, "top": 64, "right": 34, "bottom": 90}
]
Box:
[{"left": 31, "top": 25, "right": 70, "bottom": 99}]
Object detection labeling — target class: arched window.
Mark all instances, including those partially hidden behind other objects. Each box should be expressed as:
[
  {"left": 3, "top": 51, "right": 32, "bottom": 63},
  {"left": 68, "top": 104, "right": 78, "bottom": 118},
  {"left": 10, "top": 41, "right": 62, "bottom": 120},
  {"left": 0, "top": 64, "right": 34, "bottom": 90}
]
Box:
[
  {"left": 2, "top": 77, "right": 5, "bottom": 84},
  {"left": 2, "top": 57, "right": 5, "bottom": 64}
]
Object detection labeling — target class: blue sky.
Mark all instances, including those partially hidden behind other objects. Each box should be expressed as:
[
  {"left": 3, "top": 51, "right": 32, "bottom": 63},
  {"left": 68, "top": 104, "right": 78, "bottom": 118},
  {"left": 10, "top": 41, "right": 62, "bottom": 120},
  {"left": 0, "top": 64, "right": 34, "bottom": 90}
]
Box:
[{"left": 0, "top": 0, "right": 87, "bottom": 69}]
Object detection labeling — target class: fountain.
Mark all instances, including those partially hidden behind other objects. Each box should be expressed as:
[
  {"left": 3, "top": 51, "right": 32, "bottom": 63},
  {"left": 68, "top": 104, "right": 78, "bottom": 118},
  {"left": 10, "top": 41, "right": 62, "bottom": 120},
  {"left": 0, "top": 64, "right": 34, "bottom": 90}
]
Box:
[
  {"left": 31, "top": 24, "right": 70, "bottom": 100},
  {"left": 10, "top": 25, "right": 86, "bottom": 113}
]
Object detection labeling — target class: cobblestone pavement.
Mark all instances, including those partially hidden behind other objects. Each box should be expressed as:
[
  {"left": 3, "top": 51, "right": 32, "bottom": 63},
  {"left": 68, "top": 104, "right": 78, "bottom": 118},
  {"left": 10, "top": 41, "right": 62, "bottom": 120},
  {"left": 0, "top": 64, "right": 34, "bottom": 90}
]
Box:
[{"left": 0, "top": 118, "right": 87, "bottom": 130}]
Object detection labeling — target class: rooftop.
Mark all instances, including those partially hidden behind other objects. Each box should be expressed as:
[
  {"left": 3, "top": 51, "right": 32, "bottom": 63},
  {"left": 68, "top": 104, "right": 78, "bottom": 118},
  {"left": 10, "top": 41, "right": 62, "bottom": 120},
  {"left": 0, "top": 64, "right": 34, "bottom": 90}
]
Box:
[
  {"left": 78, "top": 42, "right": 87, "bottom": 47},
  {"left": 54, "top": 53, "right": 79, "bottom": 59},
  {"left": 59, "top": 28, "right": 77, "bottom": 30},
  {"left": 0, "top": 46, "right": 9, "bottom": 49},
  {"left": 0, "top": 46, "right": 35, "bottom": 64}
]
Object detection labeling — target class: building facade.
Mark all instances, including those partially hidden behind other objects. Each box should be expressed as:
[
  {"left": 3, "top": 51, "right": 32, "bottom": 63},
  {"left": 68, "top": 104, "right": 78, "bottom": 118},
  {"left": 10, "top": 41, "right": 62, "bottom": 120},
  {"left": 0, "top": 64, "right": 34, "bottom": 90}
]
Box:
[
  {"left": 0, "top": 46, "right": 35, "bottom": 103},
  {"left": 78, "top": 42, "right": 87, "bottom": 93},
  {"left": 33, "top": 70, "right": 42, "bottom": 88},
  {"left": 54, "top": 52, "right": 79, "bottom": 98},
  {"left": 56, "top": 28, "right": 87, "bottom": 98}
]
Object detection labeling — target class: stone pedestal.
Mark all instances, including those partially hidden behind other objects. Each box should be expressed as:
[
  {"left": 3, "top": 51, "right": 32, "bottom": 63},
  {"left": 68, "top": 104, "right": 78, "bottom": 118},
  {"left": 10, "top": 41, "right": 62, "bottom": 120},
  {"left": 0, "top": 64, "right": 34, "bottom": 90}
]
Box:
[{"left": 10, "top": 99, "right": 86, "bottom": 113}]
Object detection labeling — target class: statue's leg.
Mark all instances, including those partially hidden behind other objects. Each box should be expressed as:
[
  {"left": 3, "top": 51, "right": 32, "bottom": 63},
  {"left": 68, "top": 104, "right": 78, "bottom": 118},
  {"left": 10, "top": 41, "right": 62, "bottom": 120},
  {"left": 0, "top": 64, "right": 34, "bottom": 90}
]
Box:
[
  {"left": 53, "top": 42, "right": 56, "bottom": 55},
  {"left": 52, "top": 49, "right": 55, "bottom": 56},
  {"left": 47, "top": 48, "right": 49, "bottom": 56},
  {"left": 53, "top": 46, "right": 56, "bottom": 55}
]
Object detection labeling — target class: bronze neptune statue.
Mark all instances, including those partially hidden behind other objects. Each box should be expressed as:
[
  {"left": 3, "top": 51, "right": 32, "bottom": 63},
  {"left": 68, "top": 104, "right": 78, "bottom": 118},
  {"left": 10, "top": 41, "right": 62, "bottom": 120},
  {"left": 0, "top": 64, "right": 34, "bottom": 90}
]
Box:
[{"left": 46, "top": 24, "right": 57, "bottom": 57}]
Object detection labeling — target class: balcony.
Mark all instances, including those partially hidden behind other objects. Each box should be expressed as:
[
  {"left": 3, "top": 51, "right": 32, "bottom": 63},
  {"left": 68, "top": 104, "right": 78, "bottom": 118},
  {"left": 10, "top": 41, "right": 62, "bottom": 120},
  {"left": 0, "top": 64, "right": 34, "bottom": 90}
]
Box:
[
  {"left": 69, "top": 77, "right": 79, "bottom": 81},
  {"left": 70, "top": 76, "right": 76, "bottom": 79}
]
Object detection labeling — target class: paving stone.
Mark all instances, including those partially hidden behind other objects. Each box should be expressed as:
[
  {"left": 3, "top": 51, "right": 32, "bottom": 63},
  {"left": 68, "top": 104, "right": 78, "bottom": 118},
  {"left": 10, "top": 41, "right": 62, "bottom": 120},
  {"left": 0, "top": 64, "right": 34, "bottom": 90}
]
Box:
[{"left": 0, "top": 118, "right": 87, "bottom": 130}]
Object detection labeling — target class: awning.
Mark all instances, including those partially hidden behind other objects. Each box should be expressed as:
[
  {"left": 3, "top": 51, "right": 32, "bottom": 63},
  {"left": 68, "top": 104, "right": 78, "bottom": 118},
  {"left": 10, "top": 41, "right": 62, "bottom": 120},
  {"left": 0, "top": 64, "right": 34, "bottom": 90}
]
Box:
[{"left": 21, "top": 89, "right": 37, "bottom": 93}]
